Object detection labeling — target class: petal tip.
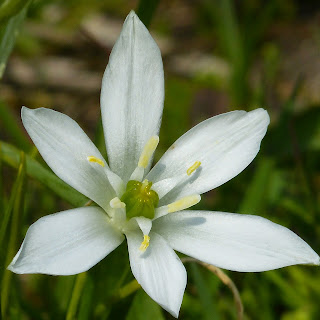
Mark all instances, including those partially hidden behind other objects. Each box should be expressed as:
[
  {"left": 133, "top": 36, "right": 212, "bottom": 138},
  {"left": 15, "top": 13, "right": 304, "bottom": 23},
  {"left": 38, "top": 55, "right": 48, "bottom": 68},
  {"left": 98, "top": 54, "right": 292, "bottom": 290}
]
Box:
[
  {"left": 21, "top": 105, "right": 30, "bottom": 118},
  {"left": 21, "top": 106, "right": 41, "bottom": 123},
  {"left": 7, "top": 251, "right": 26, "bottom": 274},
  {"left": 170, "top": 308, "right": 180, "bottom": 319},
  {"left": 169, "top": 311, "right": 179, "bottom": 319},
  {"left": 302, "top": 249, "right": 320, "bottom": 266},
  {"left": 123, "top": 10, "right": 148, "bottom": 35},
  {"left": 127, "top": 10, "right": 137, "bottom": 18},
  {"left": 7, "top": 262, "right": 22, "bottom": 274},
  {"left": 158, "top": 301, "right": 180, "bottom": 318},
  {"left": 7, "top": 263, "right": 14, "bottom": 272},
  {"left": 125, "top": 10, "right": 141, "bottom": 26},
  {"left": 254, "top": 108, "right": 270, "bottom": 124},
  {"left": 312, "top": 254, "right": 320, "bottom": 266}
]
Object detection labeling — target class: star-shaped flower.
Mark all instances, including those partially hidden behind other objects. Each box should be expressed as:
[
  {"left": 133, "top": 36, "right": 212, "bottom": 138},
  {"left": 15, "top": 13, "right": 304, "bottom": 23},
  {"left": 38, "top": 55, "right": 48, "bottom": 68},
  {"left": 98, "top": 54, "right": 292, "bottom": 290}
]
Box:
[{"left": 9, "top": 11, "right": 319, "bottom": 318}]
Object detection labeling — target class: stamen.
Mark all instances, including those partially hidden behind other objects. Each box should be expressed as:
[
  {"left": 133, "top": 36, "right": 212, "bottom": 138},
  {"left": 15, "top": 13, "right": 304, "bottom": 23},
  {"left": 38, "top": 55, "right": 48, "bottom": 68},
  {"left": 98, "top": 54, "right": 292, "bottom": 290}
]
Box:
[
  {"left": 87, "top": 156, "right": 105, "bottom": 167},
  {"left": 88, "top": 156, "right": 125, "bottom": 196},
  {"left": 130, "top": 136, "right": 159, "bottom": 181},
  {"left": 109, "top": 197, "right": 126, "bottom": 227},
  {"left": 138, "top": 136, "right": 159, "bottom": 168},
  {"left": 167, "top": 194, "right": 201, "bottom": 213},
  {"left": 187, "top": 161, "right": 201, "bottom": 176},
  {"left": 152, "top": 161, "right": 202, "bottom": 199},
  {"left": 110, "top": 197, "right": 126, "bottom": 209},
  {"left": 154, "top": 194, "right": 201, "bottom": 219},
  {"left": 139, "top": 235, "right": 150, "bottom": 252}
]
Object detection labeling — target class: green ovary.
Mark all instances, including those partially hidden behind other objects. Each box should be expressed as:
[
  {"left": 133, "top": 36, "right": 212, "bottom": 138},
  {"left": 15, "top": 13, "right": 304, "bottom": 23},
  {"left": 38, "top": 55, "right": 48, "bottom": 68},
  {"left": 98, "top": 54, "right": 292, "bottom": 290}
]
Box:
[{"left": 121, "top": 179, "right": 159, "bottom": 219}]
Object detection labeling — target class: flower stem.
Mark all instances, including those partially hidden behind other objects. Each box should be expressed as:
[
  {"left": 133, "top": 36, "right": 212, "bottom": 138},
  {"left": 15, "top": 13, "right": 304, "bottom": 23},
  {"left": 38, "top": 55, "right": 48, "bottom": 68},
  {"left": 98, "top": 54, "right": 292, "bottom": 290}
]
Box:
[
  {"left": 66, "top": 272, "right": 87, "bottom": 320},
  {"left": 115, "top": 280, "right": 141, "bottom": 300},
  {"left": 181, "top": 257, "right": 244, "bottom": 320}
]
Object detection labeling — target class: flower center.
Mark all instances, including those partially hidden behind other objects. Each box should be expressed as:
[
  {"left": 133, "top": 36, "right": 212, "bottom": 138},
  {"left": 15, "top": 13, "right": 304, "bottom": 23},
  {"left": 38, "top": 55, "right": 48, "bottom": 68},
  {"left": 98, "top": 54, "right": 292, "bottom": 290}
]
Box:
[
  {"left": 120, "top": 179, "right": 159, "bottom": 219},
  {"left": 88, "top": 135, "right": 202, "bottom": 253}
]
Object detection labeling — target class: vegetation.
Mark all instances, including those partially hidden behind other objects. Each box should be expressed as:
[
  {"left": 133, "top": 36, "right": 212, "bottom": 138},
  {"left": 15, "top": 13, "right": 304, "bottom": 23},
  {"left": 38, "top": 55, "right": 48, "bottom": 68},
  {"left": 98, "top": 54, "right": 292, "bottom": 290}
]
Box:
[{"left": 1, "top": 0, "right": 320, "bottom": 319}]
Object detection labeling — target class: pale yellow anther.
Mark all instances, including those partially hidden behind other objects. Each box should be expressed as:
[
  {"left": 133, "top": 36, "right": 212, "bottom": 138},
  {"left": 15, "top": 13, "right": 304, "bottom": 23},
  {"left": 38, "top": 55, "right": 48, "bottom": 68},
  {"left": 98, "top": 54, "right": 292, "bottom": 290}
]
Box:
[
  {"left": 110, "top": 197, "right": 126, "bottom": 209},
  {"left": 167, "top": 194, "right": 201, "bottom": 213},
  {"left": 138, "top": 136, "right": 159, "bottom": 168},
  {"left": 139, "top": 235, "right": 150, "bottom": 252},
  {"left": 187, "top": 161, "right": 201, "bottom": 176},
  {"left": 87, "top": 156, "right": 105, "bottom": 167}
]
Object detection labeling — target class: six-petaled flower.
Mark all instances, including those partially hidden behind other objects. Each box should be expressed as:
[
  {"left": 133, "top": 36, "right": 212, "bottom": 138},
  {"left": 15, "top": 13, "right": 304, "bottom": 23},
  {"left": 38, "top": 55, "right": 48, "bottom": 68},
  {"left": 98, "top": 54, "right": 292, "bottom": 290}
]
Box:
[{"left": 8, "top": 11, "right": 319, "bottom": 318}]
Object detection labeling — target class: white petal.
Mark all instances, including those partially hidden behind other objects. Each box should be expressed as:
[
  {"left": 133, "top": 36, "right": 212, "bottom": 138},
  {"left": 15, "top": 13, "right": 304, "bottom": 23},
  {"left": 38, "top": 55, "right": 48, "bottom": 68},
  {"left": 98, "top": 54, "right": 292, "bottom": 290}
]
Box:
[
  {"left": 126, "top": 231, "right": 186, "bottom": 317},
  {"left": 22, "top": 107, "right": 117, "bottom": 211},
  {"left": 101, "top": 11, "right": 164, "bottom": 182},
  {"left": 8, "top": 207, "right": 124, "bottom": 275},
  {"left": 147, "top": 109, "right": 269, "bottom": 204},
  {"left": 153, "top": 210, "right": 320, "bottom": 272}
]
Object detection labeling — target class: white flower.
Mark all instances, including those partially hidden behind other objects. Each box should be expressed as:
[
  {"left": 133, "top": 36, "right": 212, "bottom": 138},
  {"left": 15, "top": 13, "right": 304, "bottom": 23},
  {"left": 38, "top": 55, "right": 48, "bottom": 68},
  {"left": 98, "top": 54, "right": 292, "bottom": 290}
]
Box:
[{"left": 8, "top": 11, "right": 319, "bottom": 318}]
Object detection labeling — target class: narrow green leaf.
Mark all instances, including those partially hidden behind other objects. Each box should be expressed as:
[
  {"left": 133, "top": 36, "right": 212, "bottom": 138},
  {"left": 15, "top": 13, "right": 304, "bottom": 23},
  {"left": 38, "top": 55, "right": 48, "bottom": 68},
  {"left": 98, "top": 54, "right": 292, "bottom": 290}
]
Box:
[
  {"left": 90, "top": 243, "right": 131, "bottom": 317},
  {"left": 216, "top": 0, "right": 243, "bottom": 67},
  {"left": 136, "top": 0, "right": 159, "bottom": 27},
  {"left": 0, "top": 146, "right": 21, "bottom": 248},
  {"left": 1, "top": 141, "right": 88, "bottom": 207},
  {"left": 239, "top": 157, "right": 274, "bottom": 214},
  {"left": 0, "top": 2, "right": 29, "bottom": 78},
  {"left": 280, "top": 198, "right": 313, "bottom": 224},
  {"left": 54, "top": 276, "right": 77, "bottom": 315},
  {"left": 190, "top": 264, "right": 220, "bottom": 320},
  {"left": 126, "top": 290, "right": 165, "bottom": 320},
  {"left": 117, "top": 280, "right": 141, "bottom": 300},
  {"left": 0, "top": 100, "right": 31, "bottom": 150},
  {"left": 1, "top": 151, "right": 26, "bottom": 319},
  {"left": 265, "top": 271, "right": 302, "bottom": 307},
  {"left": 78, "top": 276, "right": 94, "bottom": 320},
  {"left": 210, "top": 0, "right": 248, "bottom": 105},
  {"left": 0, "top": 0, "right": 28, "bottom": 23},
  {"left": 66, "top": 272, "right": 87, "bottom": 320},
  {"left": 0, "top": 142, "right": 3, "bottom": 212}
]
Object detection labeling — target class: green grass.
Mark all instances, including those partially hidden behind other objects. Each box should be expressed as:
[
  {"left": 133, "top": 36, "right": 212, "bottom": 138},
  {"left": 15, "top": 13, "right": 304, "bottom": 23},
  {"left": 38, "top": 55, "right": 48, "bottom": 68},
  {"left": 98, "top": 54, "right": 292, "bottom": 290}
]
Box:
[{"left": 1, "top": 0, "right": 320, "bottom": 319}]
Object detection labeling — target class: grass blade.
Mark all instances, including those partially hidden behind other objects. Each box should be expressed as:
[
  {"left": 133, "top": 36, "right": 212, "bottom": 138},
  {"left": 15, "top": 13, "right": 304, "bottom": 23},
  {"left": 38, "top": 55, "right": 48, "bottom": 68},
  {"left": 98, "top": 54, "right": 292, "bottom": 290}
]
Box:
[
  {"left": 239, "top": 157, "right": 274, "bottom": 214},
  {"left": 190, "top": 263, "right": 220, "bottom": 320},
  {"left": 66, "top": 273, "right": 87, "bottom": 320},
  {"left": 0, "top": 142, "right": 3, "bottom": 212},
  {"left": 0, "top": 2, "right": 29, "bottom": 78},
  {"left": 136, "top": 0, "right": 159, "bottom": 27},
  {"left": 0, "top": 100, "right": 31, "bottom": 151},
  {"left": 126, "top": 290, "right": 164, "bottom": 320},
  {"left": 1, "top": 151, "right": 26, "bottom": 319},
  {"left": 0, "top": 149, "right": 21, "bottom": 248},
  {"left": 1, "top": 141, "right": 88, "bottom": 207}
]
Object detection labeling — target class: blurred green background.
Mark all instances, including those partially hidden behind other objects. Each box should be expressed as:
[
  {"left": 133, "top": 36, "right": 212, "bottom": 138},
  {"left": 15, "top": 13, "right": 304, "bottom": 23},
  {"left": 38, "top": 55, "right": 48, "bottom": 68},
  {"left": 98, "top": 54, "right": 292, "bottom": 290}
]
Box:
[{"left": 1, "top": 0, "right": 320, "bottom": 319}]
